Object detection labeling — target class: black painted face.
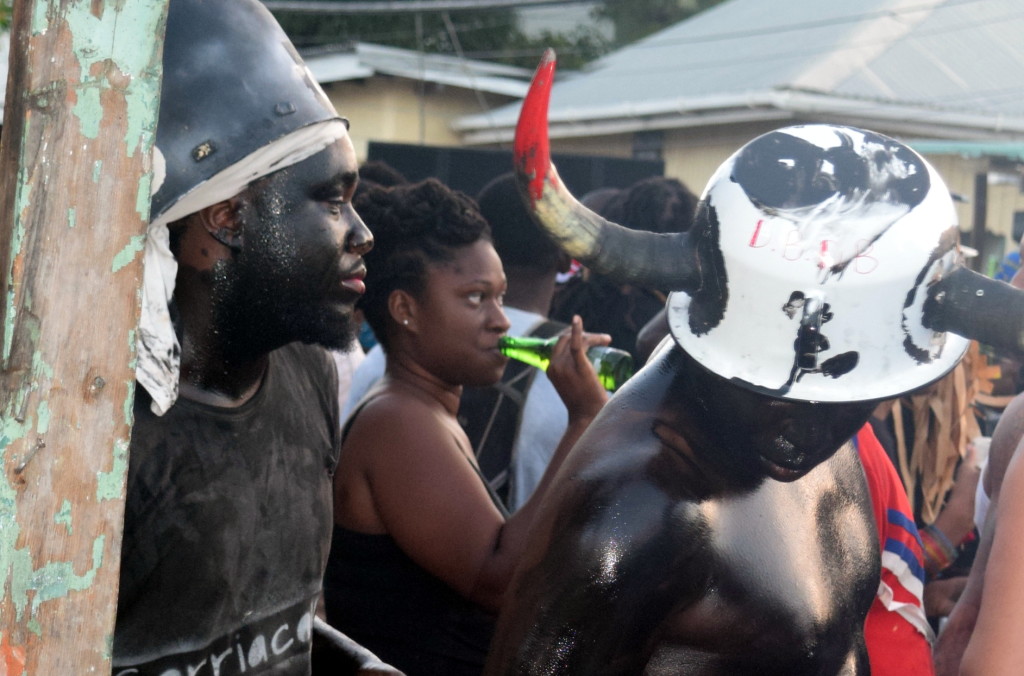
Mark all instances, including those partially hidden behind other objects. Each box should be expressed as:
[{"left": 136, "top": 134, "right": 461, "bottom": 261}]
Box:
[
  {"left": 675, "top": 347, "right": 875, "bottom": 481},
  {"left": 216, "top": 138, "right": 373, "bottom": 355}
]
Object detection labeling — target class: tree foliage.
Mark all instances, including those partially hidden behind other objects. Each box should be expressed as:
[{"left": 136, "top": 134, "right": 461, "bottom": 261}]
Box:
[
  {"left": 596, "top": 0, "right": 725, "bottom": 46},
  {"left": 272, "top": 3, "right": 606, "bottom": 69},
  {"left": 271, "top": 0, "right": 725, "bottom": 69},
  {"left": 276, "top": 6, "right": 514, "bottom": 54}
]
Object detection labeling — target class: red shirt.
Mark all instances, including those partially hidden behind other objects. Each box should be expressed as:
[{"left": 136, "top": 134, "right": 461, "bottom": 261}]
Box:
[{"left": 856, "top": 424, "right": 935, "bottom": 676}]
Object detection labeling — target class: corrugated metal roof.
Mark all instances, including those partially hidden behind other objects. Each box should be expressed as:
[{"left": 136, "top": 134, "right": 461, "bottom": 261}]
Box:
[
  {"left": 304, "top": 42, "right": 533, "bottom": 97},
  {"left": 456, "top": 0, "right": 1024, "bottom": 141}
]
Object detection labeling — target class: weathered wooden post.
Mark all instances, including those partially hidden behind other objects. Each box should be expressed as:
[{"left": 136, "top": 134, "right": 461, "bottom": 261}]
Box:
[{"left": 0, "top": 1, "right": 167, "bottom": 672}]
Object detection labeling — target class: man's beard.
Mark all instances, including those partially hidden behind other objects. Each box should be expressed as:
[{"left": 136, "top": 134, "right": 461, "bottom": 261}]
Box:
[
  {"left": 277, "top": 300, "right": 359, "bottom": 351},
  {"left": 212, "top": 268, "right": 360, "bottom": 358}
]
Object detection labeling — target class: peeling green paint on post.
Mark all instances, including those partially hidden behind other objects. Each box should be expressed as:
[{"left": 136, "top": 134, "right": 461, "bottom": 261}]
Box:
[
  {"left": 96, "top": 439, "right": 129, "bottom": 502},
  {"left": 2, "top": 284, "right": 14, "bottom": 364},
  {"left": 54, "top": 500, "right": 73, "bottom": 535},
  {"left": 1, "top": 405, "right": 28, "bottom": 442},
  {"left": 1, "top": 393, "right": 31, "bottom": 455},
  {"left": 3, "top": 120, "right": 36, "bottom": 365},
  {"left": 124, "top": 381, "right": 136, "bottom": 421},
  {"left": 111, "top": 235, "right": 145, "bottom": 273},
  {"left": 0, "top": 409, "right": 29, "bottom": 471},
  {"left": 34, "top": 402, "right": 50, "bottom": 436},
  {"left": 66, "top": 4, "right": 164, "bottom": 159},
  {"left": 30, "top": 0, "right": 50, "bottom": 36},
  {"left": 124, "top": 380, "right": 136, "bottom": 425},
  {"left": 1, "top": 356, "right": 122, "bottom": 624},
  {"left": 1, "top": 1, "right": 168, "bottom": 666},
  {"left": 31, "top": 352, "right": 54, "bottom": 381},
  {"left": 71, "top": 88, "right": 102, "bottom": 140},
  {"left": 135, "top": 173, "right": 153, "bottom": 221},
  {"left": 0, "top": 399, "right": 36, "bottom": 623},
  {"left": 127, "top": 331, "right": 138, "bottom": 370},
  {"left": 2, "top": 404, "right": 32, "bottom": 624},
  {"left": 13, "top": 536, "right": 105, "bottom": 618}
]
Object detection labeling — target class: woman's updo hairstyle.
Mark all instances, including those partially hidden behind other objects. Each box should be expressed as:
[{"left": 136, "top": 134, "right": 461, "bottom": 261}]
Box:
[{"left": 356, "top": 178, "right": 491, "bottom": 351}]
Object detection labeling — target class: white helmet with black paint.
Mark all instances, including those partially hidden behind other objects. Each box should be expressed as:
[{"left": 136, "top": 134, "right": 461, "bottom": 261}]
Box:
[
  {"left": 664, "top": 124, "right": 968, "bottom": 402},
  {"left": 512, "top": 51, "right": 970, "bottom": 403}
]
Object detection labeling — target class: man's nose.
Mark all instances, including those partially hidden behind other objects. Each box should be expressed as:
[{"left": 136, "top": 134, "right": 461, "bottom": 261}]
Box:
[{"left": 346, "top": 213, "right": 373, "bottom": 256}]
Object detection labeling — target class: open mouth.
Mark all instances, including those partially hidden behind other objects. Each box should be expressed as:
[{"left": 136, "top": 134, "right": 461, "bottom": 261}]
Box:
[
  {"left": 758, "top": 455, "right": 806, "bottom": 481},
  {"left": 340, "top": 266, "right": 366, "bottom": 295},
  {"left": 757, "top": 436, "right": 811, "bottom": 481},
  {"left": 341, "top": 277, "right": 365, "bottom": 294}
]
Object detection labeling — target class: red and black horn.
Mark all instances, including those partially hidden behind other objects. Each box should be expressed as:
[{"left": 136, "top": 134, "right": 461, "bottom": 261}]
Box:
[{"left": 513, "top": 50, "right": 700, "bottom": 293}]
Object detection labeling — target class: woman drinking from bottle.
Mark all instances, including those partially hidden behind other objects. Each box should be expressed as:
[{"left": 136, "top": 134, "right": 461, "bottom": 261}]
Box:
[{"left": 322, "top": 179, "right": 609, "bottom": 675}]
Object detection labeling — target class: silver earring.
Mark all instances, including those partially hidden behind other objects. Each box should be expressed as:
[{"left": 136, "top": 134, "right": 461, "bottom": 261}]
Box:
[{"left": 403, "top": 319, "right": 409, "bottom": 326}]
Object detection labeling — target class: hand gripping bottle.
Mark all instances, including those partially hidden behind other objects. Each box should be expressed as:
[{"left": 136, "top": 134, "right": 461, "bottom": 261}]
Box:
[{"left": 498, "top": 335, "right": 634, "bottom": 391}]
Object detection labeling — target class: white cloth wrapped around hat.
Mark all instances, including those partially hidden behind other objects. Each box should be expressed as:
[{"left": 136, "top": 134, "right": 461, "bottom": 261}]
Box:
[{"left": 138, "top": 118, "right": 351, "bottom": 416}]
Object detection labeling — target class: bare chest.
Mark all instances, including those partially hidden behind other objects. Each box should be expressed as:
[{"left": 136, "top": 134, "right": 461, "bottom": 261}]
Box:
[{"left": 650, "top": 454, "right": 878, "bottom": 674}]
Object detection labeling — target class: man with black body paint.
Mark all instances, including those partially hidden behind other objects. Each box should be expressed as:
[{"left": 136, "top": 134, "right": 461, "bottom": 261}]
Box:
[
  {"left": 485, "top": 341, "right": 882, "bottom": 674},
  {"left": 111, "top": 1, "right": 396, "bottom": 673},
  {"left": 484, "top": 52, "right": 1000, "bottom": 675}
]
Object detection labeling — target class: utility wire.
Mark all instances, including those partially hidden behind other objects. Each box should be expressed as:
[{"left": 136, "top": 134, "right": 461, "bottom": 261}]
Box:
[
  {"left": 442, "top": 11, "right": 493, "bottom": 114},
  {"left": 263, "top": 0, "right": 592, "bottom": 13},
  {"left": 439, "top": 10, "right": 510, "bottom": 144}
]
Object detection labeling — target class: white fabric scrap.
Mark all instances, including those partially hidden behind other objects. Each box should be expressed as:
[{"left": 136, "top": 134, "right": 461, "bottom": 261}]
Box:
[
  {"left": 878, "top": 550, "right": 936, "bottom": 644},
  {"left": 138, "top": 119, "right": 350, "bottom": 416}
]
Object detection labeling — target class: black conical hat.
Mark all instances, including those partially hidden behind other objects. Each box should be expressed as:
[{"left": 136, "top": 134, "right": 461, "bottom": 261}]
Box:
[{"left": 152, "top": 0, "right": 339, "bottom": 221}]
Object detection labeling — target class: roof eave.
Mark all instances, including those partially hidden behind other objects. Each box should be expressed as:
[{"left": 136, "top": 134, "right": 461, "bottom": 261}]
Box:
[
  {"left": 303, "top": 41, "right": 532, "bottom": 97},
  {"left": 367, "top": 65, "right": 529, "bottom": 97},
  {"left": 777, "top": 90, "right": 1024, "bottom": 140},
  {"left": 455, "top": 90, "right": 1024, "bottom": 144},
  {"left": 458, "top": 106, "right": 794, "bottom": 145}
]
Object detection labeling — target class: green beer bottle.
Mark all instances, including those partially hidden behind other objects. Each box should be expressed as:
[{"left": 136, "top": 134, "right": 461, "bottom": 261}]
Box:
[{"left": 498, "top": 335, "right": 634, "bottom": 392}]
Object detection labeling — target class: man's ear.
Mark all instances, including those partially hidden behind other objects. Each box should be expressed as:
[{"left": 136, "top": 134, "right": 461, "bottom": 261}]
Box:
[
  {"left": 198, "top": 198, "right": 243, "bottom": 252},
  {"left": 387, "top": 289, "right": 418, "bottom": 331}
]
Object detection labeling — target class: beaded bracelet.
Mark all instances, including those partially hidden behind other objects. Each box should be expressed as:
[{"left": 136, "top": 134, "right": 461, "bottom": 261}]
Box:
[{"left": 920, "top": 523, "right": 958, "bottom": 573}]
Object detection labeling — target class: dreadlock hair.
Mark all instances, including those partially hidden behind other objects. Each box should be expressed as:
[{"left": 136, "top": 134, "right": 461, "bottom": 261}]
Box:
[
  {"left": 604, "top": 176, "right": 698, "bottom": 234},
  {"left": 356, "top": 178, "right": 491, "bottom": 352},
  {"left": 476, "top": 172, "right": 561, "bottom": 272}
]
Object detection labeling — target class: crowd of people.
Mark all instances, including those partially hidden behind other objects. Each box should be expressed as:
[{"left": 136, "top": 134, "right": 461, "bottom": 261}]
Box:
[{"left": 101, "top": 0, "right": 1024, "bottom": 674}]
